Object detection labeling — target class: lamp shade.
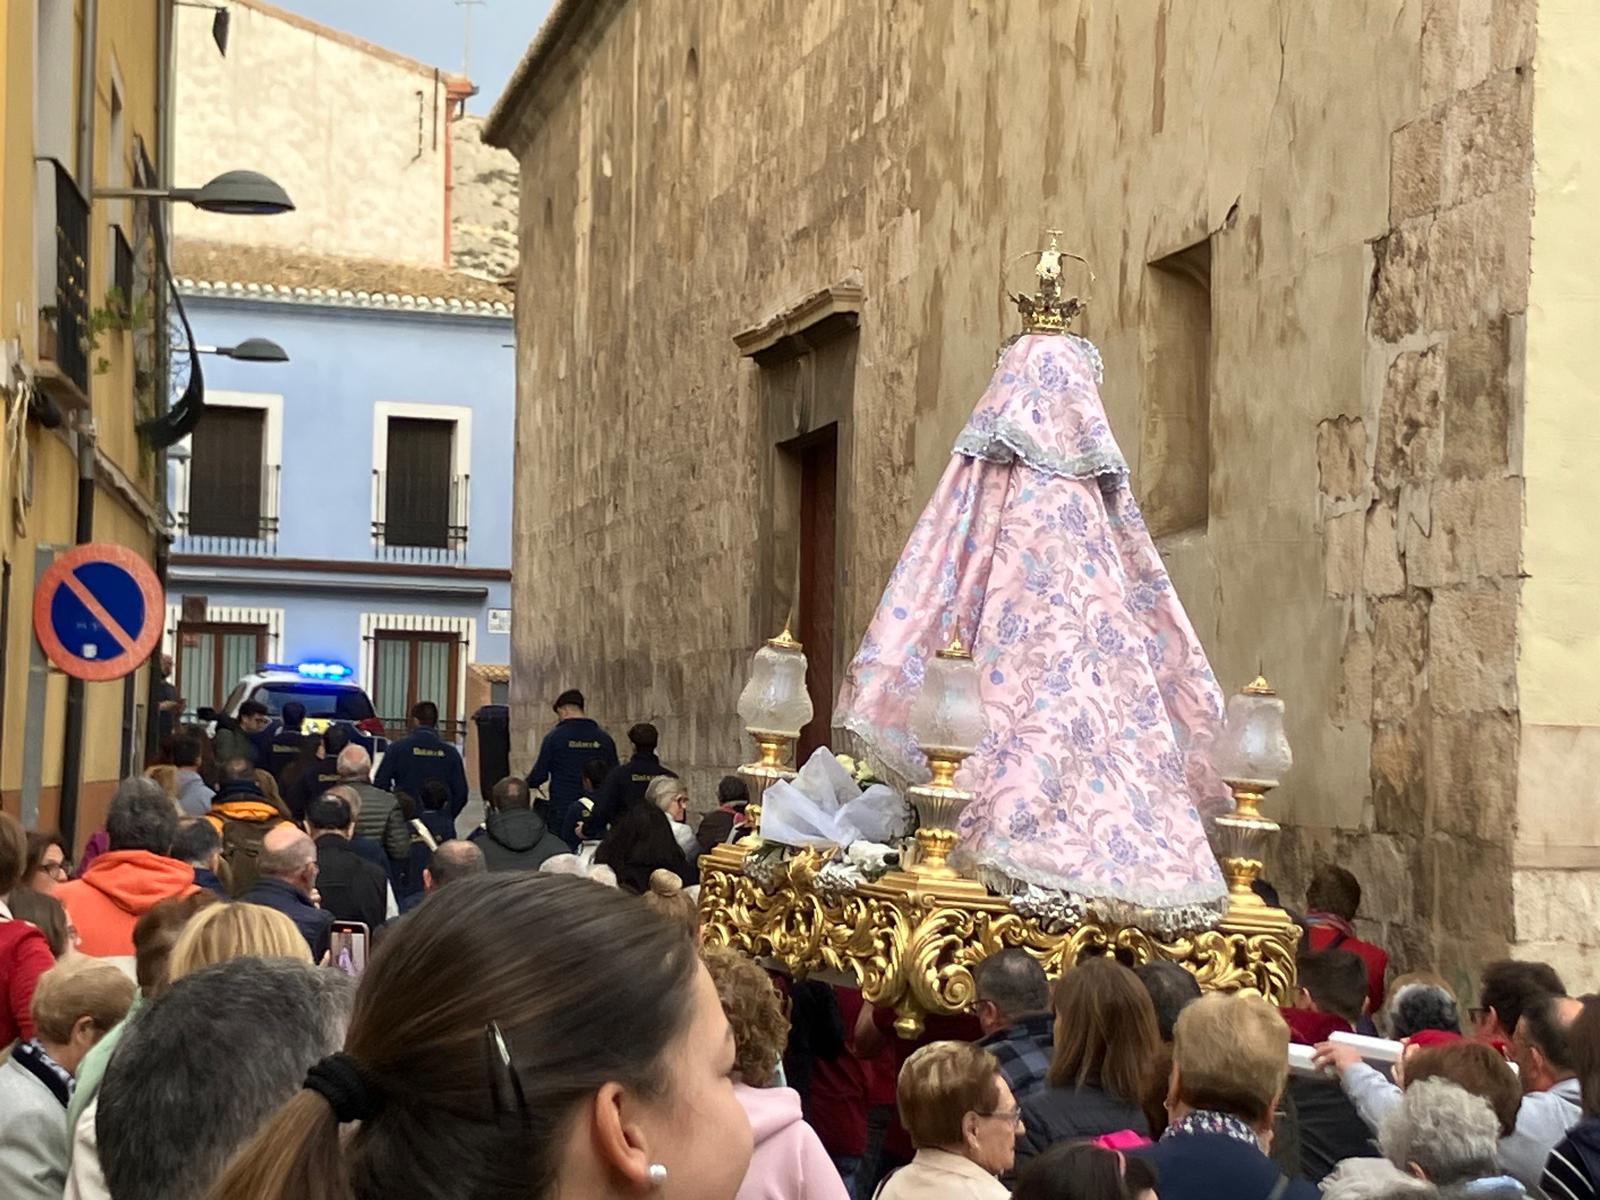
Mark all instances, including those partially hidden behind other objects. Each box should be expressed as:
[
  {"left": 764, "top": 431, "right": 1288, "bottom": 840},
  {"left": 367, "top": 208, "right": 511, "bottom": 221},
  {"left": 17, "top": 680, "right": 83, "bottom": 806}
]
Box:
[
  {"left": 909, "top": 641, "right": 987, "bottom": 758},
  {"left": 1212, "top": 678, "right": 1293, "bottom": 787},
  {"left": 224, "top": 337, "right": 289, "bottom": 363},
  {"left": 190, "top": 170, "right": 295, "bottom": 215},
  {"left": 737, "top": 630, "right": 813, "bottom": 737}
]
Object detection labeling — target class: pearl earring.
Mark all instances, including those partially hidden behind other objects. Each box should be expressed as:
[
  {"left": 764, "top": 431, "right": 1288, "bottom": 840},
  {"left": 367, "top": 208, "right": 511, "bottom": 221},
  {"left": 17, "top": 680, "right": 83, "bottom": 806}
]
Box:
[{"left": 648, "top": 1163, "right": 668, "bottom": 1186}]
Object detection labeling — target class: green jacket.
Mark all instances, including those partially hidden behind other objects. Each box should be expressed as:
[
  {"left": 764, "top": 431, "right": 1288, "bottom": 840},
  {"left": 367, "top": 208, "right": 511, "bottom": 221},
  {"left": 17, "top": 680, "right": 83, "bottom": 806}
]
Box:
[{"left": 212, "top": 726, "right": 256, "bottom": 770}]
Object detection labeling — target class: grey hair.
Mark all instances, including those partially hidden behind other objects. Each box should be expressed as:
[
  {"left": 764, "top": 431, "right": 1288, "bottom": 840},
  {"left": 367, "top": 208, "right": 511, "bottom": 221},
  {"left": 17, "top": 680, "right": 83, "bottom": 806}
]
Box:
[
  {"left": 324, "top": 784, "right": 362, "bottom": 819},
  {"left": 973, "top": 948, "right": 1051, "bottom": 1020},
  {"left": 1320, "top": 1158, "right": 1439, "bottom": 1200},
  {"left": 1384, "top": 982, "right": 1462, "bottom": 1040},
  {"left": 645, "top": 774, "right": 689, "bottom": 811},
  {"left": 257, "top": 829, "right": 316, "bottom": 877},
  {"left": 1379, "top": 1078, "right": 1500, "bottom": 1186},
  {"left": 98, "top": 957, "right": 356, "bottom": 1200},
  {"left": 106, "top": 776, "right": 179, "bottom": 853},
  {"left": 336, "top": 744, "right": 372, "bottom": 779}
]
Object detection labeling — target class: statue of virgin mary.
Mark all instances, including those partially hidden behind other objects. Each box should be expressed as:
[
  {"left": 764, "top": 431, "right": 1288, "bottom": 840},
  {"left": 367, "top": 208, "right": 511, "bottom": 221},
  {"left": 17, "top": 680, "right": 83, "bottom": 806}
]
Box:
[{"left": 835, "top": 242, "right": 1231, "bottom": 934}]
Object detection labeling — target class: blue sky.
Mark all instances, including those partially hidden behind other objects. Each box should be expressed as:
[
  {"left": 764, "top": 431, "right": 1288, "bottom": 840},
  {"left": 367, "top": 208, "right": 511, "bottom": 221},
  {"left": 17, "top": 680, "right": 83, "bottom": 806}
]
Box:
[{"left": 271, "top": 0, "right": 557, "bottom": 113}]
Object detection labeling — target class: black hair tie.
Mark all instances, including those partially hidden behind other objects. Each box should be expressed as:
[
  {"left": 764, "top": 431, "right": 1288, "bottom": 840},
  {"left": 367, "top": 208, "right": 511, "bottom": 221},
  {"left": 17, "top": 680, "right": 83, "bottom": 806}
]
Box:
[{"left": 304, "top": 1052, "right": 384, "bottom": 1123}]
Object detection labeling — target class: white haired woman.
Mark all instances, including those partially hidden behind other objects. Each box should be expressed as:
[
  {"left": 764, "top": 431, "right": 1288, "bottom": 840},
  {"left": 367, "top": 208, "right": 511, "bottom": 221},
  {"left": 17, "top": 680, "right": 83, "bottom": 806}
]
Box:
[
  {"left": 647, "top": 775, "right": 701, "bottom": 867},
  {"left": 1323, "top": 1078, "right": 1527, "bottom": 1200}
]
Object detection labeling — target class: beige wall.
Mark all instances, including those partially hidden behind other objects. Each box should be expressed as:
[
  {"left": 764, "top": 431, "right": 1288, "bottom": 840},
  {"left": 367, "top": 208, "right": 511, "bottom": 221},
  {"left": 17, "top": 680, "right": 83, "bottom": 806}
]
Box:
[
  {"left": 492, "top": 0, "right": 1560, "bottom": 983},
  {"left": 1511, "top": 0, "right": 1600, "bottom": 985},
  {"left": 173, "top": 0, "right": 453, "bottom": 264}
]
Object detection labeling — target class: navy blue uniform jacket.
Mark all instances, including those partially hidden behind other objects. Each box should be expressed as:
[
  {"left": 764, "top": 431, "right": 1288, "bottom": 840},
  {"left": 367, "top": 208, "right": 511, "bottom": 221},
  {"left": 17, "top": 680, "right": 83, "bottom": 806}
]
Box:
[
  {"left": 583, "top": 752, "right": 677, "bottom": 840},
  {"left": 375, "top": 725, "right": 468, "bottom": 816},
  {"left": 526, "top": 717, "right": 618, "bottom": 832}
]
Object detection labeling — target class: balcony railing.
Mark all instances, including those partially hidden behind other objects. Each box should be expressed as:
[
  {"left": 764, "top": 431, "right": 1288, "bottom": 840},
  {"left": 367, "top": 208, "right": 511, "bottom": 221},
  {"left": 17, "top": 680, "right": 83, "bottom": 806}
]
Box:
[
  {"left": 175, "top": 464, "right": 281, "bottom": 556},
  {"left": 371, "top": 470, "right": 469, "bottom": 564},
  {"left": 49, "top": 160, "right": 91, "bottom": 395}
]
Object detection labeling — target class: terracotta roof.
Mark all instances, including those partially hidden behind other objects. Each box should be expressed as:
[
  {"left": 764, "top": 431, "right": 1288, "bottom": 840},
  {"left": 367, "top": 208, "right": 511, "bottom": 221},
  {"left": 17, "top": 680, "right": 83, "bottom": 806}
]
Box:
[
  {"left": 470, "top": 663, "right": 511, "bottom": 684},
  {"left": 231, "top": 0, "right": 474, "bottom": 91},
  {"left": 173, "top": 240, "right": 512, "bottom": 316}
]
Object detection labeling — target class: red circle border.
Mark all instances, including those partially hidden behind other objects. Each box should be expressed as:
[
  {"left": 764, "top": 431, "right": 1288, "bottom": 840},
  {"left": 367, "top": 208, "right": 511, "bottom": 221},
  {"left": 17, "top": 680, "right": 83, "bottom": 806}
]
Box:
[{"left": 32, "top": 543, "right": 164, "bottom": 682}]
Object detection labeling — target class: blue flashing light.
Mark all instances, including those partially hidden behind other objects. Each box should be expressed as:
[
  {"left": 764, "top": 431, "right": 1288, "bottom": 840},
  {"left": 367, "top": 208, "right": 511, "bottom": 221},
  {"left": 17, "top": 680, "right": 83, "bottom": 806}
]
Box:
[{"left": 294, "top": 661, "right": 352, "bottom": 681}]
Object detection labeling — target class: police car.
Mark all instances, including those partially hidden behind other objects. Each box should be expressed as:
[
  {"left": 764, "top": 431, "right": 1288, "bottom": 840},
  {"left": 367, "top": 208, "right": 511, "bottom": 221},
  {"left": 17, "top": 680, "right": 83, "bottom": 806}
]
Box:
[{"left": 213, "top": 662, "right": 390, "bottom": 752}]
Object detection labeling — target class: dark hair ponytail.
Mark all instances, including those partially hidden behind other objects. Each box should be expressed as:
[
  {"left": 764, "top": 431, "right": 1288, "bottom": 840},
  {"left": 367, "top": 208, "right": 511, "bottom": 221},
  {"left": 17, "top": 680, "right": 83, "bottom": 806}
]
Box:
[
  {"left": 210, "top": 874, "right": 700, "bottom": 1200},
  {"left": 1012, "top": 1142, "right": 1140, "bottom": 1200}
]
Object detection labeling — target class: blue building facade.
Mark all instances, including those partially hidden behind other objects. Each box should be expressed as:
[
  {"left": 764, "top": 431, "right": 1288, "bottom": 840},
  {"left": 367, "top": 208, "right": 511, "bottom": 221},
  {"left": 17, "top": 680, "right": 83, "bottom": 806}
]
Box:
[{"left": 164, "top": 279, "right": 514, "bottom": 741}]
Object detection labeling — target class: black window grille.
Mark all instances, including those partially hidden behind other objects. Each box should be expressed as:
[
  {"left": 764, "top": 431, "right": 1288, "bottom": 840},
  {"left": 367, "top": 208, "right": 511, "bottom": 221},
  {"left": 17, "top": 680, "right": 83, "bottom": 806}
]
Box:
[{"left": 52, "top": 161, "right": 90, "bottom": 393}]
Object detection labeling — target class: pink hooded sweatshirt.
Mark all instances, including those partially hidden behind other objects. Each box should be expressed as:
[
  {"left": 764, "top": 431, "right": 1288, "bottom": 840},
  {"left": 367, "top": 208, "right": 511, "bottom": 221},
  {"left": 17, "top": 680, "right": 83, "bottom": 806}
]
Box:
[{"left": 734, "top": 1083, "right": 851, "bottom": 1200}]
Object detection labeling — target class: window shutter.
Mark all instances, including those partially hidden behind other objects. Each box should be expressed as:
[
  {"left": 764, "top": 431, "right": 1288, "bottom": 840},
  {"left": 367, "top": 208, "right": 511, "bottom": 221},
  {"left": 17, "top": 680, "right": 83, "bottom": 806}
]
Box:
[
  {"left": 383, "top": 418, "right": 453, "bottom": 548},
  {"left": 188, "top": 408, "right": 266, "bottom": 538}
]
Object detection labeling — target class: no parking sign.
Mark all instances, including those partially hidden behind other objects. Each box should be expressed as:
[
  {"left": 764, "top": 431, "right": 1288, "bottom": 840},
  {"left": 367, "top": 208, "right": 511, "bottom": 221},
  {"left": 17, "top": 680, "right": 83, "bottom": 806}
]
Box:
[{"left": 32, "top": 543, "right": 164, "bottom": 681}]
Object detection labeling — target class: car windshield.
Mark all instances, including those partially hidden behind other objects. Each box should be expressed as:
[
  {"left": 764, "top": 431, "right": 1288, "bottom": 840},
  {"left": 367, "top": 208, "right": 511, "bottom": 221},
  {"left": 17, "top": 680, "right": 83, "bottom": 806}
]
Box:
[{"left": 252, "top": 683, "right": 375, "bottom": 722}]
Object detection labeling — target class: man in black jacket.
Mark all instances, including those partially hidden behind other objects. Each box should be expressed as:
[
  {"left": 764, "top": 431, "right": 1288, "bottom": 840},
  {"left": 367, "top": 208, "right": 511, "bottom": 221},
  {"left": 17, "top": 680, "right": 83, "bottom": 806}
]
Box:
[
  {"left": 580, "top": 722, "right": 676, "bottom": 841},
  {"left": 470, "top": 777, "right": 569, "bottom": 872},
  {"left": 305, "top": 794, "right": 388, "bottom": 932},
  {"left": 284, "top": 723, "right": 353, "bottom": 822},
  {"left": 263, "top": 701, "right": 309, "bottom": 779},
  {"left": 242, "top": 824, "right": 332, "bottom": 960},
  {"left": 374, "top": 701, "right": 468, "bottom": 817},
  {"left": 526, "top": 689, "right": 618, "bottom": 848}
]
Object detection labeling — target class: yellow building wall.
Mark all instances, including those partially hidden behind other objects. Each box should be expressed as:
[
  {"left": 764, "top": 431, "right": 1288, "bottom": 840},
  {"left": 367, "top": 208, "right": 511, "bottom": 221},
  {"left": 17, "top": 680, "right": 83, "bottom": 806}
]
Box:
[
  {"left": 1511, "top": 0, "right": 1600, "bottom": 981},
  {"left": 0, "top": 0, "right": 165, "bottom": 847}
]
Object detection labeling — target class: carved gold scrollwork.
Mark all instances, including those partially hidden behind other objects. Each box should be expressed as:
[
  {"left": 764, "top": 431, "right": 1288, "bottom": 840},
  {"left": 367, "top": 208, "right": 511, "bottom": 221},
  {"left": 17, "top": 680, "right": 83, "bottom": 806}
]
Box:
[{"left": 697, "top": 849, "right": 1299, "bottom": 1036}]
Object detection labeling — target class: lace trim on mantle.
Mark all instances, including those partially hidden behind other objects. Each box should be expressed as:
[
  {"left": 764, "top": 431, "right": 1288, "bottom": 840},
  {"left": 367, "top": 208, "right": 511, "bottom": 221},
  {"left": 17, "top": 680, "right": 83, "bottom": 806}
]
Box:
[{"left": 952, "top": 421, "right": 1129, "bottom": 483}]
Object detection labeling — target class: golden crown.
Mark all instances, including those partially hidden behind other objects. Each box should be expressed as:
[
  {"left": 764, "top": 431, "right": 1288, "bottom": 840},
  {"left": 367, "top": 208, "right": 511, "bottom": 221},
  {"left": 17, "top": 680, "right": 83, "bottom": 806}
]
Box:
[{"left": 1008, "top": 231, "right": 1093, "bottom": 335}]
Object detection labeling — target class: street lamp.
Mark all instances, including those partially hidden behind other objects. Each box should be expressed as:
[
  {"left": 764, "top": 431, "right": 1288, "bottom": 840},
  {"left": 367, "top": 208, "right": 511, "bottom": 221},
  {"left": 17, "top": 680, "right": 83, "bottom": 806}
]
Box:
[
  {"left": 94, "top": 169, "right": 294, "bottom": 215},
  {"left": 196, "top": 338, "right": 289, "bottom": 363}
]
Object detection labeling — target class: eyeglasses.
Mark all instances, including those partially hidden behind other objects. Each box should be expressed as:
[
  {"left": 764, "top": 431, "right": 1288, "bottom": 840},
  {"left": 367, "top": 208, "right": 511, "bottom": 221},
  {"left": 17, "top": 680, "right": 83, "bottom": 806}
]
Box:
[
  {"left": 976, "top": 1107, "right": 1024, "bottom": 1130},
  {"left": 43, "top": 861, "right": 71, "bottom": 882}
]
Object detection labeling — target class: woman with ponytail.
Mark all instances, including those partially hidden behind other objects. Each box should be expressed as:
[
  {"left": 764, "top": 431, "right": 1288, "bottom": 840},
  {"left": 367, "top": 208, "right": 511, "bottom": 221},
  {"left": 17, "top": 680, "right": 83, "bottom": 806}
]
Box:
[{"left": 210, "top": 872, "right": 753, "bottom": 1200}]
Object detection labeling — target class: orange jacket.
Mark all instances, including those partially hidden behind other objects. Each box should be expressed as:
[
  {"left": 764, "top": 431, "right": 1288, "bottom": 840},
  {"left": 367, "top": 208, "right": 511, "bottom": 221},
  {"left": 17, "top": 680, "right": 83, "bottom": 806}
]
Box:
[{"left": 55, "top": 849, "right": 200, "bottom": 957}]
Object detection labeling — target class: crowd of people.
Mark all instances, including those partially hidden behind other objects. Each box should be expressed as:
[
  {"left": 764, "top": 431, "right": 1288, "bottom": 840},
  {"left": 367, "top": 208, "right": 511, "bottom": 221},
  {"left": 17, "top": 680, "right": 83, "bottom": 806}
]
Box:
[{"left": 1, "top": 684, "right": 1598, "bottom": 1199}]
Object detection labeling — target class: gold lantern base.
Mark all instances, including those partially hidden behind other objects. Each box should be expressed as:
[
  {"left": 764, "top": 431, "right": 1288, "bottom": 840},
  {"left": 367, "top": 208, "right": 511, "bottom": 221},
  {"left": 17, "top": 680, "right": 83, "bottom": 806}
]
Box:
[{"left": 1214, "top": 780, "right": 1298, "bottom": 937}]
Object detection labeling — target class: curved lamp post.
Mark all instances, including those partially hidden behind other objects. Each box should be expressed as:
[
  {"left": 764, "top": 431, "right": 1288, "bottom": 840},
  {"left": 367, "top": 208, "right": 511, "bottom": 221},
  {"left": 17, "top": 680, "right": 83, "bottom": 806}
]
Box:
[{"left": 95, "top": 169, "right": 294, "bottom": 215}]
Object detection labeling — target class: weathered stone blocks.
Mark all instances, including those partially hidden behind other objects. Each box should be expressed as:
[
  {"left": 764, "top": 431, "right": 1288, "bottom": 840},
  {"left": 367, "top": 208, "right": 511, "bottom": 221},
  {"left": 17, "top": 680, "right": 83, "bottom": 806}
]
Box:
[
  {"left": 1317, "top": 416, "right": 1368, "bottom": 502},
  {"left": 1428, "top": 585, "right": 1518, "bottom": 714},
  {"left": 1377, "top": 346, "right": 1446, "bottom": 490}
]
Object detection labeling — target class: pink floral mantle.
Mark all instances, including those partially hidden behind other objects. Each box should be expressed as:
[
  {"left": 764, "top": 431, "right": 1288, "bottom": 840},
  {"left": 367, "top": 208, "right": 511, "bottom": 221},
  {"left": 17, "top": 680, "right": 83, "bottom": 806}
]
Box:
[{"left": 835, "top": 333, "right": 1230, "bottom": 930}]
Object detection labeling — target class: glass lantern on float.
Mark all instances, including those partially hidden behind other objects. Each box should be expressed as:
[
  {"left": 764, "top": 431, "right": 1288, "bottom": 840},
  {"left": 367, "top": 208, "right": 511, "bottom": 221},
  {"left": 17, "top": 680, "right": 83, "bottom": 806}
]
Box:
[
  {"left": 892, "top": 638, "right": 989, "bottom": 895},
  {"left": 735, "top": 623, "right": 814, "bottom": 825},
  {"left": 1210, "top": 677, "right": 1297, "bottom": 933}
]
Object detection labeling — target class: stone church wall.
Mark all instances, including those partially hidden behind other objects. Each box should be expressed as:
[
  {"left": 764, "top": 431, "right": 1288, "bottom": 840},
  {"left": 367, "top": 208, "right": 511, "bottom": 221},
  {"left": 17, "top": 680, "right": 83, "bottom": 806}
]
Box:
[{"left": 491, "top": 1, "right": 1544, "bottom": 989}]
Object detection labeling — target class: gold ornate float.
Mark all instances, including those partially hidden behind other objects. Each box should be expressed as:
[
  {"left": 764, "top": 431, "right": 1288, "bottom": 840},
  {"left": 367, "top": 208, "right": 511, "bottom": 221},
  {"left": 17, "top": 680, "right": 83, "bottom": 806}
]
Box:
[{"left": 698, "top": 640, "right": 1301, "bottom": 1036}]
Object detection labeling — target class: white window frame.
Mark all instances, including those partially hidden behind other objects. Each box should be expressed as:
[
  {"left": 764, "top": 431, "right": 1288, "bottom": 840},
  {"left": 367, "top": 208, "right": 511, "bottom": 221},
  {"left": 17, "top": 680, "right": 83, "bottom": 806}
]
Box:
[
  {"left": 370, "top": 401, "right": 472, "bottom": 550},
  {"left": 174, "top": 389, "right": 285, "bottom": 540},
  {"left": 359, "top": 612, "right": 476, "bottom": 736},
  {"left": 163, "top": 603, "right": 287, "bottom": 698}
]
